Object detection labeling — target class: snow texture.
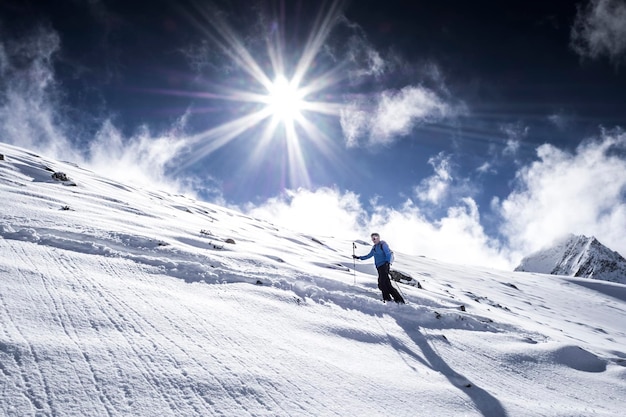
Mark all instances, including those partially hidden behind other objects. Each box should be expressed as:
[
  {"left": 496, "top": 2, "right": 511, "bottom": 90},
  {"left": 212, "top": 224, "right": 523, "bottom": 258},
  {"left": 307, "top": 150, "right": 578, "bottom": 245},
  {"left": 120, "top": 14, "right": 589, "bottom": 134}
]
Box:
[{"left": 1, "top": 142, "right": 626, "bottom": 417}]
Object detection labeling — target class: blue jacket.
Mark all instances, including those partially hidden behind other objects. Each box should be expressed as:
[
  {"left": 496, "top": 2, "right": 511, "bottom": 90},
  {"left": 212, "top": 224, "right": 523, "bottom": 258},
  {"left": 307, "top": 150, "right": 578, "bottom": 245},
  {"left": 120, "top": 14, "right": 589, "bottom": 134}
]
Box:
[{"left": 359, "top": 241, "right": 392, "bottom": 267}]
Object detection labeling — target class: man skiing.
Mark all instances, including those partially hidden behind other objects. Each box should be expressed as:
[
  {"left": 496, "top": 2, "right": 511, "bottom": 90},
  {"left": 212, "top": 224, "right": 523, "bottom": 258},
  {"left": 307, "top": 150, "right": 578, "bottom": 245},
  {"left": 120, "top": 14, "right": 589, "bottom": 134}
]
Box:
[{"left": 353, "top": 233, "right": 405, "bottom": 304}]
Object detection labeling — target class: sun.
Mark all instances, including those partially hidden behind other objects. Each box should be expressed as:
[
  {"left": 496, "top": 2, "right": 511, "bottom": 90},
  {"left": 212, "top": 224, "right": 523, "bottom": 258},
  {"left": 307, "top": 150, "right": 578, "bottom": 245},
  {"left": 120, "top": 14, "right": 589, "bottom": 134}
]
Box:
[
  {"left": 266, "top": 75, "right": 306, "bottom": 125},
  {"left": 174, "top": 1, "right": 347, "bottom": 188}
]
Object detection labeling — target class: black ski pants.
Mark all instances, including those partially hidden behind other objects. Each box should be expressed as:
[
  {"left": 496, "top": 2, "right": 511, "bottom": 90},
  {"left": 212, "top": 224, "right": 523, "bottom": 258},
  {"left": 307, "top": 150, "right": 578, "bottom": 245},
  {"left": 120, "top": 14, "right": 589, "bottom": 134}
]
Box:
[{"left": 376, "top": 262, "right": 405, "bottom": 303}]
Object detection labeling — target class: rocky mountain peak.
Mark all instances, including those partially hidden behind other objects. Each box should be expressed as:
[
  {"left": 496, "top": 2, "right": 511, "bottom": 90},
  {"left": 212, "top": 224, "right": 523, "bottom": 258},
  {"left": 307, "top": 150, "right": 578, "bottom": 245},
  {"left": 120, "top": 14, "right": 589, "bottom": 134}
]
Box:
[{"left": 515, "top": 234, "right": 626, "bottom": 284}]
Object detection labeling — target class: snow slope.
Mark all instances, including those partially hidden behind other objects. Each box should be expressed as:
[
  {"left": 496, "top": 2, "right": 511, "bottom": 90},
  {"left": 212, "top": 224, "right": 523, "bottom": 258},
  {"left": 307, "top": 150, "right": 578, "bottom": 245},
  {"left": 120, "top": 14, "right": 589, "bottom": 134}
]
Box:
[
  {"left": 515, "top": 234, "right": 626, "bottom": 284},
  {"left": 1, "top": 142, "right": 625, "bottom": 417}
]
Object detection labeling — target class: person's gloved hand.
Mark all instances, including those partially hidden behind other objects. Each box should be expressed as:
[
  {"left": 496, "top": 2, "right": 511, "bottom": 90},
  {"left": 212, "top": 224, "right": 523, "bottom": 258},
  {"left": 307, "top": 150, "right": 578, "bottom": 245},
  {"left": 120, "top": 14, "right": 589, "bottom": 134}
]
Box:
[{"left": 352, "top": 254, "right": 359, "bottom": 259}]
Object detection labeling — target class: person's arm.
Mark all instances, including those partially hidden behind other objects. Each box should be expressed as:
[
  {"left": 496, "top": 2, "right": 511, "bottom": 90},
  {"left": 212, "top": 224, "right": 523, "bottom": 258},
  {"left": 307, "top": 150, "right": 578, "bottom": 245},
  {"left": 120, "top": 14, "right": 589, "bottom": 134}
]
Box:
[{"left": 359, "top": 247, "right": 375, "bottom": 260}]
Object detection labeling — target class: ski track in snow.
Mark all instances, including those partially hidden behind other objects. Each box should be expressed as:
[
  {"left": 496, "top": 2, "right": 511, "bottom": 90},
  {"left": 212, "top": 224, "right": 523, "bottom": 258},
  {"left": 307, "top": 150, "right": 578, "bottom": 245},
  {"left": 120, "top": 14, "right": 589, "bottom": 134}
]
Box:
[
  {"left": 1, "top": 142, "right": 626, "bottom": 416},
  {"left": 0, "top": 240, "right": 464, "bottom": 417}
]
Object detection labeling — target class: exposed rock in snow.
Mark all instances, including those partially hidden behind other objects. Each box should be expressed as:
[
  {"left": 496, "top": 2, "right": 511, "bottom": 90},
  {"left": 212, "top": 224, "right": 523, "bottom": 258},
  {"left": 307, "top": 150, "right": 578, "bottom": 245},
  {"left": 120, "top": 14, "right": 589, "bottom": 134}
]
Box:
[{"left": 515, "top": 234, "right": 626, "bottom": 284}]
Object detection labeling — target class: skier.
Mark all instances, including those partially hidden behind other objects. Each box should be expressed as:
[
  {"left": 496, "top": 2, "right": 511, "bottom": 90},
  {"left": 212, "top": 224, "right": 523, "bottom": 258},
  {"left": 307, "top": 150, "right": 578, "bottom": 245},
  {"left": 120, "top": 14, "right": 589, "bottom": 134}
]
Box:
[{"left": 353, "top": 233, "right": 405, "bottom": 304}]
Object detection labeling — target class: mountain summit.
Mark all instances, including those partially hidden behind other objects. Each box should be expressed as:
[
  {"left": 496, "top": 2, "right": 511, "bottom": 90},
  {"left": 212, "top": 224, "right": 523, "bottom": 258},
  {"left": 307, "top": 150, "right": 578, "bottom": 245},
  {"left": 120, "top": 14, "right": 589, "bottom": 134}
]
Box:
[{"left": 515, "top": 234, "right": 626, "bottom": 284}]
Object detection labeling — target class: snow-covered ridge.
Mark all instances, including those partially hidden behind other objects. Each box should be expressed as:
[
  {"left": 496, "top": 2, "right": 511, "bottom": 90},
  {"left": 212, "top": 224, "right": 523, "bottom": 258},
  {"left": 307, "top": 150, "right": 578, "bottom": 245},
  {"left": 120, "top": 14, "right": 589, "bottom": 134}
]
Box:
[
  {"left": 515, "top": 234, "right": 626, "bottom": 284},
  {"left": 1, "top": 142, "right": 626, "bottom": 417}
]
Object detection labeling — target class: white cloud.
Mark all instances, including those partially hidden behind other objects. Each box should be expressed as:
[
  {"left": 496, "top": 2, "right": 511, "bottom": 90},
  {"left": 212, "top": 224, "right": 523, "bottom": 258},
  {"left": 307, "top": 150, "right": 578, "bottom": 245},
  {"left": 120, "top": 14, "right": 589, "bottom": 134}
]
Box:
[
  {"left": 339, "top": 100, "right": 370, "bottom": 148},
  {"left": 371, "top": 198, "right": 508, "bottom": 268},
  {"left": 246, "top": 130, "right": 626, "bottom": 270},
  {"left": 245, "top": 187, "right": 367, "bottom": 239},
  {"left": 244, "top": 187, "right": 511, "bottom": 269},
  {"left": 340, "top": 86, "right": 453, "bottom": 147},
  {"left": 372, "top": 87, "right": 451, "bottom": 142},
  {"left": 503, "top": 139, "right": 520, "bottom": 157},
  {"left": 345, "top": 37, "right": 387, "bottom": 80},
  {"left": 414, "top": 152, "right": 479, "bottom": 209},
  {"left": 570, "top": 0, "right": 626, "bottom": 64},
  {"left": 499, "top": 122, "right": 528, "bottom": 157},
  {"left": 415, "top": 152, "right": 453, "bottom": 204},
  {"left": 334, "top": 16, "right": 395, "bottom": 84},
  {"left": 475, "top": 123, "right": 527, "bottom": 179},
  {"left": 476, "top": 161, "right": 495, "bottom": 175},
  {"left": 547, "top": 112, "right": 570, "bottom": 130},
  {"left": 498, "top": 130, "right": 626, "bottom": 258},
  {"left": 333, "top": 17, "right": 459, "bottom": 149}
]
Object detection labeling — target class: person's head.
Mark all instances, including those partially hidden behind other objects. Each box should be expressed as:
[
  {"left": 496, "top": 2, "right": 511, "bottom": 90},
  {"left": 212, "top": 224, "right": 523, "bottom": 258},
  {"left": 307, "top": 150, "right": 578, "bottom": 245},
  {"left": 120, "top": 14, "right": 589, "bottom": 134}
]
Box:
[{"left": 370, "top": 233, "right": 380, "bottom": 243}]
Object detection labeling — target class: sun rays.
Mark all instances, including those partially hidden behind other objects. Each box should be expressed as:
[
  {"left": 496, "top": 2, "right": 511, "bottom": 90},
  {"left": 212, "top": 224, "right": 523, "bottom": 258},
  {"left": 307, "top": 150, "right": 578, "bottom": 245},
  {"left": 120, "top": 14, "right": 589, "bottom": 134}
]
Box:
[{"left": 174, "top": 1, "right": 347, "bottom": 189}]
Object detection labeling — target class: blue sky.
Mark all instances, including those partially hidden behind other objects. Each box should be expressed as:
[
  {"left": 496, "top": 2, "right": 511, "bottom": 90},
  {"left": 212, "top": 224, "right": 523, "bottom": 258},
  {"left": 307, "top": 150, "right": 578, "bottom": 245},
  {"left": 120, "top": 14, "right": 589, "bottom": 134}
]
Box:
[{"left": 1, "top": 0, "right": 625, "bottom": 268}]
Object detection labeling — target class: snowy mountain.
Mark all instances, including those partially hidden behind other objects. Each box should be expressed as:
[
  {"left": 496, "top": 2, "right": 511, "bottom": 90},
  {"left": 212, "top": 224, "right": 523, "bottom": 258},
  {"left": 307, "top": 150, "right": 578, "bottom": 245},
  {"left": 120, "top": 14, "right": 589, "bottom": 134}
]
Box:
[
  {"left": 1, "top": 141, "right": 626, "bottom": 417},
  {"left": 515, "top": 234, "right": 626, "bottom": 284}
]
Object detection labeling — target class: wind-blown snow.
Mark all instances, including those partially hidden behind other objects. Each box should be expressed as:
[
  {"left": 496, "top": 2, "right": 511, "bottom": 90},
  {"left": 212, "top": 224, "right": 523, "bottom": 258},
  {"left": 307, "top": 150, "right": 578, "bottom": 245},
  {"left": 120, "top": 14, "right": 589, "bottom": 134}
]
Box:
[{"left": 1, "top": 142, "right": 625, "bottom": 417}]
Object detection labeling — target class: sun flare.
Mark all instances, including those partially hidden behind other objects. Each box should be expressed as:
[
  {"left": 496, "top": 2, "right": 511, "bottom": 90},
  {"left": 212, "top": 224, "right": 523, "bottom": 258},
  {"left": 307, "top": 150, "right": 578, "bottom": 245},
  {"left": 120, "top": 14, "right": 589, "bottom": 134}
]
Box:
[
  {"left": 177, "top": 1, "right": 347, "bottom": 188},
  {"left": 266, "top": 75, "right": 305, "bottom": 124}
]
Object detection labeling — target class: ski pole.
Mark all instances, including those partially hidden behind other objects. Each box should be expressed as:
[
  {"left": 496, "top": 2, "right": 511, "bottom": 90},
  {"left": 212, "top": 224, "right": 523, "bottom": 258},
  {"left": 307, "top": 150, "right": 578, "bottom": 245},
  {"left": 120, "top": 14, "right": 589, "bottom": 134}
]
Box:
[
  {"left": 352, "top": 242, "right": 356, "bottom": 285},
  {"left": 392, "top": 278, "right": 407, "bottom": 304}
]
